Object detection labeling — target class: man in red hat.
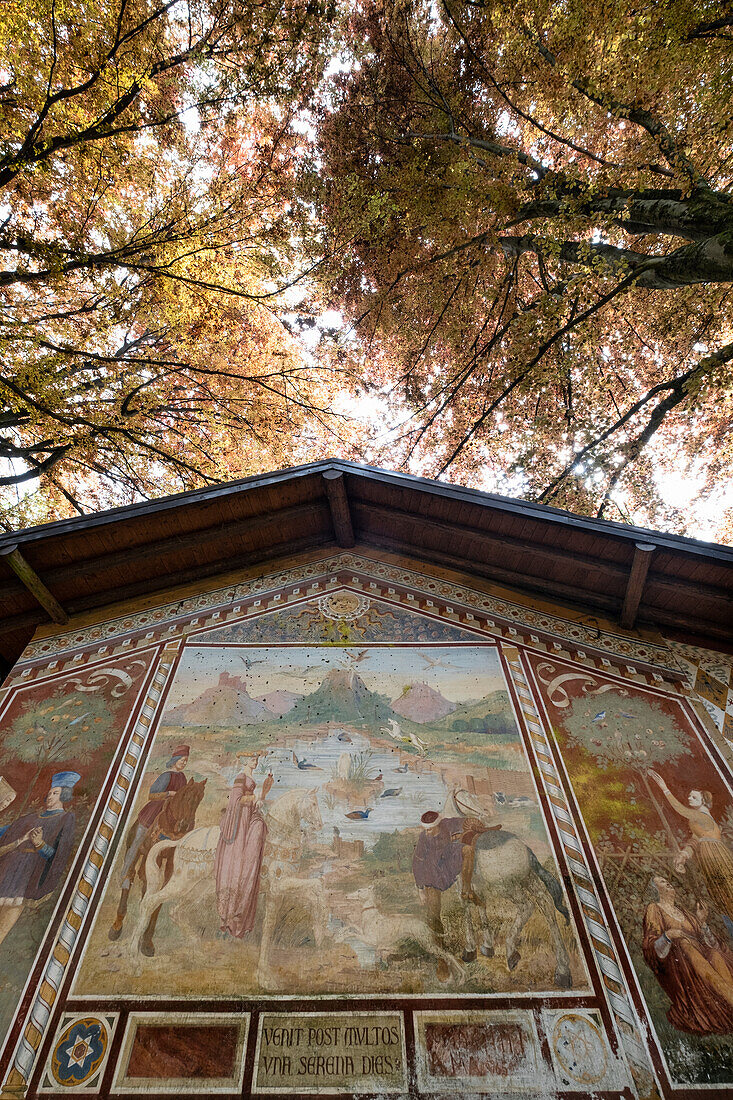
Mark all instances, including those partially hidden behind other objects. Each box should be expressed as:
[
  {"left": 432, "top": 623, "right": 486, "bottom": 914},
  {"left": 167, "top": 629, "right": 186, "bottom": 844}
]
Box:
[{"left": 119, "top": 745, "right": 189, "bottom": 890}]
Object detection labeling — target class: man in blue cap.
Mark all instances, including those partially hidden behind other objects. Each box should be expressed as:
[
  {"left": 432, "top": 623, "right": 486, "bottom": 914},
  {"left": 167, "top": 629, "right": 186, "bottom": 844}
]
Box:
[
  {"left": 0, "top": 771, "right": 80, "bottom": 947},
  {"left": 108, "top": 745, "right": 190, "bottom": 941}
]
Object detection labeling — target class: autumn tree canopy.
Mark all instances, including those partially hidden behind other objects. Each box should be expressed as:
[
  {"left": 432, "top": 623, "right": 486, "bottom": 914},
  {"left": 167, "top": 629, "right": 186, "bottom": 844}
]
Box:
[
  {"left": 310, "top": 0, "right": 733, "bottom": 526},
  {"left": 4, "top": 0, "right": 733, "bottom": 533},
  {"left": 0, "top": 0, "right": 345, "bottom": 526}
]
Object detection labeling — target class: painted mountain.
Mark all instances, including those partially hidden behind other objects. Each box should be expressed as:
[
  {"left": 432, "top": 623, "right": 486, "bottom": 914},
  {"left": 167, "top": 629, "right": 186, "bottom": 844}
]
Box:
[
  {"left": 434, "top": 689, "right": 517, "bottom": 738},
  {"left": 257, "top": 690, "right": 303, "bottom": 718},
  {"left": 164, "top": 671, "right": 268, "bottom": 726},
  {"left": 391, "top": 681, "right": 456, "bottom": 724},
  {"left": 284, "top": 669, "right": 393, "bottom": 725}
]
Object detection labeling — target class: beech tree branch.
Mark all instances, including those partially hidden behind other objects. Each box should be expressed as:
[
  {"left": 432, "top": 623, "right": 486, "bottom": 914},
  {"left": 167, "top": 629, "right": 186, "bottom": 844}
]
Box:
[
  {"left": 525, "top": 28, "right": 708, "bottom": 190},
  {"left": 537, "top": 340, "right": 733, "bottom": 504}
]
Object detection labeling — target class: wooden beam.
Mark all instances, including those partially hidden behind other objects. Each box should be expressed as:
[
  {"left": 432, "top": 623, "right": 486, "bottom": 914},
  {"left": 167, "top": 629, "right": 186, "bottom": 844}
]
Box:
[
  {"left": 0, "top": 533, "right": 328, "bottom": 641},
  {"left": 353, "top": 501, "right": 629, "bottom": 586},
  {"left": 620, "top": 542, "right": 656, "bottom": 629},
  {"left": 0, "top": 501, "right": 328, "bottom": 604},
  {"left": 0, "top": 544, "right": 69, "bottom": 624},
  {"left": 363, "top": 531, "right": 733, "bottom": 642},
  {"left": 323, "top": 470, "right": 355, "bottom": 548},
  {"left": 354, "top": 501, "right": 730, "bottom": 610}
]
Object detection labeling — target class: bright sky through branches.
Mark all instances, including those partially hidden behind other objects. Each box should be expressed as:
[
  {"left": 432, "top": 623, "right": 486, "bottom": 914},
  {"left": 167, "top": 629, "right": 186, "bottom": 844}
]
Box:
[{"left": 1, "top": 0, "right": 732, "bottom": 543}]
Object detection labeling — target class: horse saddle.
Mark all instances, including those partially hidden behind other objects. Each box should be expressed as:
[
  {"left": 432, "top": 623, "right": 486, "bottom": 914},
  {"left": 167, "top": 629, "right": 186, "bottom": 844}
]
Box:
[{"left": 460, "top": 816, "right": 503, "bottom": 846}]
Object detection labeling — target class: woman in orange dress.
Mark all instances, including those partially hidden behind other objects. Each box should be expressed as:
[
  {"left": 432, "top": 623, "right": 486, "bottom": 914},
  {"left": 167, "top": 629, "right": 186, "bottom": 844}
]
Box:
[
  {"left": 642, "top": 876, "right": 733, "bottom": 1034},
  {"left": 215, "top": 753, "right": 272, "bottom": 937},
  {"left": 648, "top": 770, "right": 733, "bottom": 936}
]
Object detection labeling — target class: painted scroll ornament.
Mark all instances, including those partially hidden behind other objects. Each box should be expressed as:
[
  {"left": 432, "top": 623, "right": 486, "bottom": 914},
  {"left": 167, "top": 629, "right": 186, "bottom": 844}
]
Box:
[
  {"left": 65, "top": 660, "right": 148, "bottom": 698},
  {"left": 535, "top": 663, "right": 629, "bottom": 709}
]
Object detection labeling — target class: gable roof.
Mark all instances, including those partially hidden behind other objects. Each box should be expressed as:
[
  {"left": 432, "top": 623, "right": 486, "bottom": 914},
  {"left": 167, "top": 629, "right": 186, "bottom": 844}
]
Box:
[{"left": 1, "top": 459, "right": 732, "bottom": 667}]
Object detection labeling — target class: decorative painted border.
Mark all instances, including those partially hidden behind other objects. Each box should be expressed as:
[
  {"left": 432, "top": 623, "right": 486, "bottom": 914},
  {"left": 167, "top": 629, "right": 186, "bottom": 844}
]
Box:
[
  {"left": 38, "top": 1013, "right": 119, "bottom": 1093},
  {"left": 541, "top": 1007, "right": 630, "bottom": 1093},
  {"left": 413, "top": 1009, "right": 546, "bottom": 1094},
  {"left": 502, "top": 645, "right": 654, "bottom": 1098},
  {"left": 111, "top": 1012, "right": 249, "bottom": 1094},
  {"left": 15, "top": 552, "right": 678, "bottom": 673},
  {"left": 0, "top": 644, "right": 180, "bottom": 1098}
]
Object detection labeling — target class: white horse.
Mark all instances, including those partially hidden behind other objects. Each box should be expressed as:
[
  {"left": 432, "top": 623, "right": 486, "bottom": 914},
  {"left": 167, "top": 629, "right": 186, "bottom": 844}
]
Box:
[
  {"left": 449, "top": 789, "right": 572, "bottom": 988},
  {"left": 461, "top": 832, "right": 572, "bottom": 989},
  {"left": 380, "top": 718, "right": 428, "bottom": 756},
  {"left": 133, "top": 787, "right": 325, "bottom": 982}
]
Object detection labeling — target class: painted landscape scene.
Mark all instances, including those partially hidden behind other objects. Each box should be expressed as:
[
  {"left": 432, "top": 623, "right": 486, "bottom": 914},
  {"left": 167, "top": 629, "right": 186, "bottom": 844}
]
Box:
[{"left": 74, "top": 646, "right": 586, "bottom": 999}]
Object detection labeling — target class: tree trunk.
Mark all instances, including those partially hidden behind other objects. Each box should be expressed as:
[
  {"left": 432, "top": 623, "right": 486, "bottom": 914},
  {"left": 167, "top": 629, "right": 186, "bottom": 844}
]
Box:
[{"left": 638, "top": 770, "right": 680, "bottom": 852}]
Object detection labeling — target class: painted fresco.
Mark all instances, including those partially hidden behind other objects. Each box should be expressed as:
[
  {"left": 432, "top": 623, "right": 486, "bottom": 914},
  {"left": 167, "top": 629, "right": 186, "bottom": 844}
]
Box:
[
  {"left": 74, "top": 644, "right": 585, "bottom": 999},
  {"left": 531, "top": 655, "right": 733, "bottom": 1087},
  {"left": 0, "top": 654, "right": 154, "bottom": 1041},
  {"left": 3, "top": 555, "right": 733, "bottom": 1098}
]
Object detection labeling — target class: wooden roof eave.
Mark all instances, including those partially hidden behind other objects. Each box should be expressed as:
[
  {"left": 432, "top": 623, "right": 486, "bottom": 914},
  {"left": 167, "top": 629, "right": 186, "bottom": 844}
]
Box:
[{"left": 0, "top": 461, "right": 731, "bottom": 668}]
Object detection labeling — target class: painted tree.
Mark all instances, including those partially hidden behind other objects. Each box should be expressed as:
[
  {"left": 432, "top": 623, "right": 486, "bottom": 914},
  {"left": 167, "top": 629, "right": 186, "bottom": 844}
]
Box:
[
  {"left": 0, "top": 689, "right": 113, "bottom": 812},
  {"left": 562, "top": 690, "right": 692, "bottom": 849},
  {"left": 0, "top": 0, "right": 349, "bottom": 526},
  {"left": 309, "top": 0, "right": 733, "bottom": 528}
]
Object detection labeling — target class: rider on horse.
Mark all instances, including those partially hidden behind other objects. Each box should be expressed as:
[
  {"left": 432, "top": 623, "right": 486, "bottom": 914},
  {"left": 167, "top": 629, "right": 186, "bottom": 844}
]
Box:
[{"left": 119, "top": 745, "right": 190, "bottom": 890}]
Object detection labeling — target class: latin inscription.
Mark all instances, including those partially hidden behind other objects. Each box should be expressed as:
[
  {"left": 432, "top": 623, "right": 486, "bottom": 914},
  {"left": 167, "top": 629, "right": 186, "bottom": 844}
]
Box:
[{"left": 254, "top": 1013, "right": 406, "bottom": 1093}]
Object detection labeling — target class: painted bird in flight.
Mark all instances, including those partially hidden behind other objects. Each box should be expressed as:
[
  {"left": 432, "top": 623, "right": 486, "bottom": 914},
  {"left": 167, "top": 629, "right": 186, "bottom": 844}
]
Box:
[
  {"left": 592, "top": 711, "right": 606, "bottom": 722},
  {"left": 237, "top": 656, "right": 266, "bottom": 671},
  {"left": 343, "top": 649, "right": 369, "bottom": 664},
  {"left": 419, "top": 653, "right": 459, "bottom": 670}
]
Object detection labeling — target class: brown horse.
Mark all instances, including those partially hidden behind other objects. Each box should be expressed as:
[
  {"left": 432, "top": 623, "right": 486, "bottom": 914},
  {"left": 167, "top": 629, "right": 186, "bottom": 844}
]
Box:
[{"left": 108, "top": 777, "right": 206, "bottom": 952}]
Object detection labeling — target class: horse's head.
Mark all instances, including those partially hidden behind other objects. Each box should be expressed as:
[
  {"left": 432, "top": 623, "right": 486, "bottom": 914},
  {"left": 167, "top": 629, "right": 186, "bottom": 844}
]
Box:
[
  {"left": 300, "top": 787, "right": 323, "bottom": 831},
  {"left": 168, "top": 776, "right": 207, "bottom": 836}
]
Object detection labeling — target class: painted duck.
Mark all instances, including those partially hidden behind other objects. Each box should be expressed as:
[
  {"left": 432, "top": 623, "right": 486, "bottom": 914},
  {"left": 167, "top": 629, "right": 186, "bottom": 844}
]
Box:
[
  {"left": 380, "top": 788, "right": 402, "bottom": 798},
  {"left": 293, "top": 752, "right": 321, "bottom": 771},
  {"left": 345, "top": 808, "right": 373, "bottom": 820}
]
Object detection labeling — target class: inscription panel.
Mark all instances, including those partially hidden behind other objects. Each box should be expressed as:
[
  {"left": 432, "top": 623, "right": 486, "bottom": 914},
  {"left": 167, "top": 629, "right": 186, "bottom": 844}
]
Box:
[
  {"left": 414, "top": 1010, "right": 548, "bottom": 1094},
  {"left": 253, "top": 1013, "right": 407, "bottom": 1094}
]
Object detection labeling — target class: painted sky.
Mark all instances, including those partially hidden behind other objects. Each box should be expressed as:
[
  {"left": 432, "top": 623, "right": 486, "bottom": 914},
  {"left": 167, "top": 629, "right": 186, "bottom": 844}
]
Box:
[{"left": 165, "top": 645, "right": 506, "bottom": 708}]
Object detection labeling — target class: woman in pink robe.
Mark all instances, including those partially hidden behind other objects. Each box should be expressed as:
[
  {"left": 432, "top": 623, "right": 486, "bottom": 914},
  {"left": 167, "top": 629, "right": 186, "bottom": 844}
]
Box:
[{"left": 215, "top": 754, "right": 272, "bottom": 937}]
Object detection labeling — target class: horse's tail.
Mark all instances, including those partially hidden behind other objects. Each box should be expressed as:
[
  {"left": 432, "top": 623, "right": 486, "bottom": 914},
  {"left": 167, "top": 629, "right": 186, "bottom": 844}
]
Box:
[
  {"left": 143, "top": 836, "right": 184, "bottom": 896},
  {"left": 527, "top": 848, "right": 569, "bottom": 922}
]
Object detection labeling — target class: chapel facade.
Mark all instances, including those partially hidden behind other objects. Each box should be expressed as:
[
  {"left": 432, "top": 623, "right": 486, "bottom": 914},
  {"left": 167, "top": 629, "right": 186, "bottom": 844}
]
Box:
[{"left": 0, "top": 461, "right": 731, "bottom": 1100}]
